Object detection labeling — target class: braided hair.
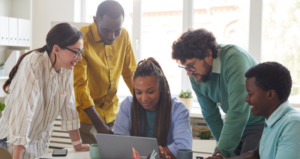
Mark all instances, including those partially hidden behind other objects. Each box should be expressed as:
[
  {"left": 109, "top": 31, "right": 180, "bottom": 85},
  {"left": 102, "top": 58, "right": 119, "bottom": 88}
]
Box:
[{"left": 130, "top": 57, "right": 172, "bottom": 147}]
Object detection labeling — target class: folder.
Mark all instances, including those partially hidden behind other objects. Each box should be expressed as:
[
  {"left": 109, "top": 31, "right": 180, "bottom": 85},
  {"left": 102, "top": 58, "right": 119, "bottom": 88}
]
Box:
[
  {"left": 18, "top": 18, "right": 26, "bottom": 45},
  {"left": 9, "top": 17, "right": 18, "bottom": 45}
]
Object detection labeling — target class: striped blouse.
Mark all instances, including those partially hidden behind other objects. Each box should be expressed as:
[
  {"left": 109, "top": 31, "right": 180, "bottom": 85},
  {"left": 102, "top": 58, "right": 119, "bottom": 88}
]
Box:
[{"left": 0, "top": 51, "right": 80, "bottom": 159}]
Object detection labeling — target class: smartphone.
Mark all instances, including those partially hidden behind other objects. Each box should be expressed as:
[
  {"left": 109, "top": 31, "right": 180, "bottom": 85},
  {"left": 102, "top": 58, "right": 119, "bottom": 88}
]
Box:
[{"left": 52, "top": 149, "right": 68, "bottom": 156}]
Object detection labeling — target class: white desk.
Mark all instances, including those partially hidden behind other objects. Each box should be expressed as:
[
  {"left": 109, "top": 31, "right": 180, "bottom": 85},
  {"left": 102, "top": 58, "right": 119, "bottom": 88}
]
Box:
[
  {"left": 38, "top": 148, "right": 210, "bottom": 159},
  {"left": 37, "top": 149, "right": 90, "bottom": 159}
]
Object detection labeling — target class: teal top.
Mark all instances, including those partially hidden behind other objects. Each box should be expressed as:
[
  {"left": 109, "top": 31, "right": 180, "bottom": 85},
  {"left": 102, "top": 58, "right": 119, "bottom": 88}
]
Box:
[
  {"left": 259, "top": 101, "right": 300, "bottom": 159},
  {"left": 190, "top": 44, "right": 265, "bottom": 157},
  {"left": 146, "top": 110, "right": 156, "bottom": 137}
]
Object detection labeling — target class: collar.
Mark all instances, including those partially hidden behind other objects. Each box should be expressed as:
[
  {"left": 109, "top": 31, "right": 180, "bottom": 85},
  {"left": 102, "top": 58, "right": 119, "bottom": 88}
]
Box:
[
  {"left": 265, "top": 100, "right": 291, "bottom": 128},
  {"left": 91, "top": 22, "right": 102, "bottom": 43},
  {"left": 42, "top": 52, "right": 62, "bottom": 78},
  {"left": 211, "top": 48, "right": 221, "bottom": 73}
]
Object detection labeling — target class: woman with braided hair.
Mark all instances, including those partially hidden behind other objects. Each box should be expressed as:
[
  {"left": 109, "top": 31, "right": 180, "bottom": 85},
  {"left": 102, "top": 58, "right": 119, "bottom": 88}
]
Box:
[
  {"left": 97, "top": 57, "right": 193, "bottom": 159},
  {"left": 0, "top": 23, "right": 89, "bottom": 159}
]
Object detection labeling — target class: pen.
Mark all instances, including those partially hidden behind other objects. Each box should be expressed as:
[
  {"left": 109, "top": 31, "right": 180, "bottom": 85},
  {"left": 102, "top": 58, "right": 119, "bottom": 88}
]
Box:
[{"left": 212, "top": 149, "right": 220, "bottom": 157}]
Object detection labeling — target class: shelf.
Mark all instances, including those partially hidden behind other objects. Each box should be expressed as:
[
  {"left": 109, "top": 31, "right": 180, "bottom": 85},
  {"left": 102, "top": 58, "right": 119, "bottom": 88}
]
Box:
[
  {"left": 192, "top": 138, "right": 217, "bottom": 154},
  {"left": 0, "top": 76, "right": 9, "bottom": 80},
  {"left": 189, "top": 106, "right": 225, "bottom": 118},
  {"left": 0, "top": 44, "right": 30, "bottom": 47}
]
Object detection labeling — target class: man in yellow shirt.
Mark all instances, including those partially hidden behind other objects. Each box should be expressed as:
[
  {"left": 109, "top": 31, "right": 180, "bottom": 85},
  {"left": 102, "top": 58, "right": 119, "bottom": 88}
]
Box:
[{"left": 73, "top": 1, "right": 137, "bottom": 144}]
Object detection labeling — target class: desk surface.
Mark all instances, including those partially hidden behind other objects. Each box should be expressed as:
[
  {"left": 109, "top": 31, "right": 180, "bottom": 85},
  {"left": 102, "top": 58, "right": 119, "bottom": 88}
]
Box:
[
  {"left": 37, "top": 149, "right": 90, "bottom": 159},
  {"left": 38, "top": 148, "right": 208, "bottom": 159}
]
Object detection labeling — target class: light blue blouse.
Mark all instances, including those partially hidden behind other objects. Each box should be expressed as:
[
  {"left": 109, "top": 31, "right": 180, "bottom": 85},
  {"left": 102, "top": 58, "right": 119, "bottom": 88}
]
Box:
[{"left": 113, "top": 96, "right": 193, "bottom": 157}]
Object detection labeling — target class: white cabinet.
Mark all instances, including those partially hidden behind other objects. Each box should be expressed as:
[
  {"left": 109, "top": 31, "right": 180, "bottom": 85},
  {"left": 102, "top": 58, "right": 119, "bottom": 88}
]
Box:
[
  {"left": 0, "top": 16, "right": 9, "bottom": 45},
  {"left": 0, "top": 16, "right": 30, "bottom": 47},
  {"left": 0, "top": 0, "right": 31, "bottom": 104}
]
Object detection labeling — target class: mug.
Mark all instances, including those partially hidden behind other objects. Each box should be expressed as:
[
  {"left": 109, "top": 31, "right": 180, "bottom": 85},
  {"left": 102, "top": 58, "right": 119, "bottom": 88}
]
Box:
[
  {"left": 177, "top": 149, "right": 193, "bottom": 159},
  {"left": 90, "top": 144, "right": 101, "bottom": 159}
]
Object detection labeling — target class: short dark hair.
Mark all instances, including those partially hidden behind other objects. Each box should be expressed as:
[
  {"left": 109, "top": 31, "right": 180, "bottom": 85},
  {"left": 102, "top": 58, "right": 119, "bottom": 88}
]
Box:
[
  {"left": 245, "top": 62, "right": 292, "bottom": 102},
  {"left": 171, "top": 28, "right": 219, "bottom": 64},
  {"left": 96, "top": 0, "right": 124, "bottom": 19}
]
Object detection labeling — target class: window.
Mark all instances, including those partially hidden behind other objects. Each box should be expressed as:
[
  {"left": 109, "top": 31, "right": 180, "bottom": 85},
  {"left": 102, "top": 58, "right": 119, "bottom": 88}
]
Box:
[
  {"left": 141, "top": 0, "right": 183, "bottom": 95},
  {"left": 194, "top": 0, "right": 250, "bottom": 51},
  {"left": 81, "top": 0, "right": 299, "bottom": 106},
  {"left": 261, "top": 0, "right": 300, "bottom": 105}
]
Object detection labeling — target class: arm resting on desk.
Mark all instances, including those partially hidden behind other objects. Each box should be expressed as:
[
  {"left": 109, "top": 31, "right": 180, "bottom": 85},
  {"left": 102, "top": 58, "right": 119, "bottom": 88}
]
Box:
[
  {"left": 83, "top": 106, "right": 114, "bottom": 134},
  {"left": 205, "top": 144, "right": 260, "bottom": 159},
  {"left": 68, "top": 129, "right": 89, "bottom": 151}
]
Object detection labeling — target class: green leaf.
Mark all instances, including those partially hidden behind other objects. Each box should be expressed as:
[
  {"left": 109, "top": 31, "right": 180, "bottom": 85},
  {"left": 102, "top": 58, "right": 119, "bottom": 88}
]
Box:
[
  {"left": 178, "top": 89, "right": 193, "bottom": 98},
  {"left": 0, "top": 102, "right": 5, "bottom": 112}
]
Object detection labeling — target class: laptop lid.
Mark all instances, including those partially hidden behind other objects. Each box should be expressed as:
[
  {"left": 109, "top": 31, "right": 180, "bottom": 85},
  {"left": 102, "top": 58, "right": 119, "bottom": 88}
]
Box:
[{"left": 96, "top": 133, "right": 159, "bottom": 159}]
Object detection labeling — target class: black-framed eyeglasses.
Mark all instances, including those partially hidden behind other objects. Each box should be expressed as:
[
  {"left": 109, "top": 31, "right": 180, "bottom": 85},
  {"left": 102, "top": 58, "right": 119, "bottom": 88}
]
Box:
[
  {"left": 178, "top": 59, "right": 200, "bottom": 72},
  {"left": 64, "top": 47, "right": 84, "bottom": 58}
]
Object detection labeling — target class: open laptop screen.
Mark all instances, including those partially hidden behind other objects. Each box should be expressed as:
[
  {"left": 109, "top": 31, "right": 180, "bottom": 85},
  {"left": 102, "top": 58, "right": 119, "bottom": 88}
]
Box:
[{"left": 96, "top": 133, "right": 159, "bottom": 159}]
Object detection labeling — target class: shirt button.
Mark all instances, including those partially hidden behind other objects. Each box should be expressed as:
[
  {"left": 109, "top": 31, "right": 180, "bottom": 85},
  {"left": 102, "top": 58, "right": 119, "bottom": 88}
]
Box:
[
  {"left": 110, "top": 91, "right": 112, "bottom": 93},
  {"left": 103, "top": 109, "right": 105, "bottom": 110},
  {"left": 107, "top": 56, "right": 109, "bottom": 58},
  {"left": 111, "top": 80, "right": 113, "bottom": 82},
  {"left": 106, "top": 100, "right": 109, "bottom": 102},
  {"left": 110, "top": 68, "right": 112, "bottom": 70}
]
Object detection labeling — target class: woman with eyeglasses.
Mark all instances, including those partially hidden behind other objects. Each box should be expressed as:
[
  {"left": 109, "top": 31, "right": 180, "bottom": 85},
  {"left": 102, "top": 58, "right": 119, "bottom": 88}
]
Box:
[{"left": 0, "top": 23, "right": 89, "bottom": 159}]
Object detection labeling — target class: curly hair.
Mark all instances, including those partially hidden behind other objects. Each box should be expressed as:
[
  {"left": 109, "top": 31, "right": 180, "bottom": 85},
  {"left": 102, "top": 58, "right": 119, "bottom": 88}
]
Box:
[
  {"left": 130, "top": 57, "right": 172, "bottom": 147},
  {"left": 171, "top": 28, "right": 219, "bottom": 64},
  {"left": 245, "top": 62, "right": 292, "bottom": 102}
]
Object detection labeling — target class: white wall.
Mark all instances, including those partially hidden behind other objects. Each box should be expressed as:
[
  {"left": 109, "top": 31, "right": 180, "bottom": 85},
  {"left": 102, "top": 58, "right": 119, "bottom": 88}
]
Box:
[
  {"left": 0, "top": 0, "right": 12, "bottom": 17},
  {"left": 31, "top": 0, "right": 75, "bottom": 49},
  {"left": 12, "top": 0, "right": 31, "bottom": 19}
]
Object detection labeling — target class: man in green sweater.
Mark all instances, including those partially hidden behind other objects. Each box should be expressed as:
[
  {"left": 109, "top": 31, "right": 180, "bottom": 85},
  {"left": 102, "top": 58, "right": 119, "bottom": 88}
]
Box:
[{"left": 171, "top": 28, "right": 265, "bottom": 157}]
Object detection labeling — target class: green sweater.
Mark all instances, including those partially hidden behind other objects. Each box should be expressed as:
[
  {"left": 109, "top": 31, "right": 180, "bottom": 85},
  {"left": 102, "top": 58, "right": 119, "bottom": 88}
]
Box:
[{"left": 190, "top": 44, "right": 265, "bottom": 157}]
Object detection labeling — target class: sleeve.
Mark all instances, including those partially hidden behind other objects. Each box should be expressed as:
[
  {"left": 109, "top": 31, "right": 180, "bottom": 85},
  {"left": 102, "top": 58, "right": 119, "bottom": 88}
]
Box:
[
  {"left": 112, "top": 97, "right": 132, "bottom": 136},
  {"left": 7, "top": 62, "right": 41, "bottom": 148},
  {"left": 215, "top": 52, "right": 253, "bottom": 157},
  {"left": 73, "top": 49, "right": 95, "bottom": 110},
  {"left": 275, "top": 121, "right": 300, "bottom": 159},
  {"left": 167, "top": 102, "right": 193, "bottom": 157},
  {"left": 122, "top": 33, "right": 137, "bottom": 95},
  {"left": 60, "top": 71, "right": 80, "bottom": 131},
  {"left": 190, "top": 76, "right": 224, "bottom": 142}
]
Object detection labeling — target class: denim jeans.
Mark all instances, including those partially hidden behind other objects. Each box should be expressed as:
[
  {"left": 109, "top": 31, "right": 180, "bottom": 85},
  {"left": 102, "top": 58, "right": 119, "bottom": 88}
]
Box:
[{"left": 0, "top": 138, "right": 7, "bottom": 149}]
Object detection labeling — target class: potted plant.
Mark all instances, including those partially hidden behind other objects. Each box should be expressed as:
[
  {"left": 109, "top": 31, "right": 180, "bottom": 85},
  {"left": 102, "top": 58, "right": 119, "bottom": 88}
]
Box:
[
  {"left": 179, "top": 90, "right": 193, "bottom": 110},
  {"left": 0, "top": 102, "right": 5, "bottom": 118},
  {"left": 192, "top": 126, "right": 212, "bottom": 139},
  {"left": 0, "top": 62, "right": 4, "bottom": 77},
  {"left": 198, "top": 129, "right": 212, "bottom": 139}
]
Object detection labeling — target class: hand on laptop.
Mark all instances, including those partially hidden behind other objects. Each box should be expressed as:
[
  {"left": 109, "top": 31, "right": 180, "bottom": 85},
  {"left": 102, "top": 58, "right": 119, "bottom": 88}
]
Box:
[
  {"left": 132, "top": 147, "right": 142, "bottom": 159},
  {"left": 158, "top": 146, "right": 171, "bottom": 159}
]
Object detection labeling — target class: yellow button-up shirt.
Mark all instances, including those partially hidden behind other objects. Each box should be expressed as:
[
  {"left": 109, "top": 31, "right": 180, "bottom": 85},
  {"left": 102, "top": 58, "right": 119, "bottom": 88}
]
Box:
[{"left": 74, "top": 22, "right": 137, "bottom": 124}]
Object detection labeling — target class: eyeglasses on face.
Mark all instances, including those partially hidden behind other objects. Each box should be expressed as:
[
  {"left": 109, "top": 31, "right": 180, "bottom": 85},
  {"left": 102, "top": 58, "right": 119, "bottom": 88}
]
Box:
[
  {"left": 63, "top": 47, "right": 84, "bottom": 58},
  {"left": 178, "top": 59, "right": 200, "bottom": 72}
]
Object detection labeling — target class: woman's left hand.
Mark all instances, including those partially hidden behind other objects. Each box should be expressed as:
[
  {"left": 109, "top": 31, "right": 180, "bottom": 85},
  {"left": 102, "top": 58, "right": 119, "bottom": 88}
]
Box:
[
  {"left": 132, "top": 147, "right": 141, "bottom": 159},
  {"left": 74, "top": 144, "right": 90, "bottom": 152}
]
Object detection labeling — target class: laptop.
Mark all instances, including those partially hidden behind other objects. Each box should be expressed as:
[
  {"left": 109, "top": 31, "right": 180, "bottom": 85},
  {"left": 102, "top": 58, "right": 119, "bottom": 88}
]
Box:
[{"left": 95, "top": 133, "right": 159, "bottom": 159}]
